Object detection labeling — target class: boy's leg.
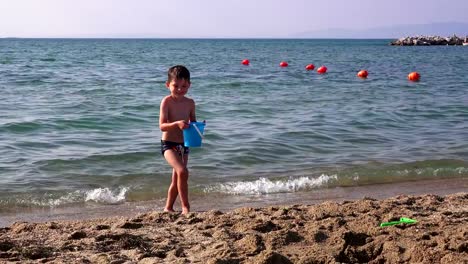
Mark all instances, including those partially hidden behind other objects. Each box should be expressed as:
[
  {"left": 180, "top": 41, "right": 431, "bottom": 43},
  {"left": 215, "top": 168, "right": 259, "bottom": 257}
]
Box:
[
  {"left": 180, "top": 153, "right": 190, "bottom": 213},
  {"left": 163, "top": 149, "right": 190, "bottom": 213},
  {"left": 164, "top": 168, "right": 178, "bottom": 212}
]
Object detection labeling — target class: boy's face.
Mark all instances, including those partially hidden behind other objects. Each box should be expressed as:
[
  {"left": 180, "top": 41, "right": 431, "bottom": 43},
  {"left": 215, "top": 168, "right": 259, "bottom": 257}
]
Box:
[{"left": 166, "top": 78, "right": 190, "bottom": 98}]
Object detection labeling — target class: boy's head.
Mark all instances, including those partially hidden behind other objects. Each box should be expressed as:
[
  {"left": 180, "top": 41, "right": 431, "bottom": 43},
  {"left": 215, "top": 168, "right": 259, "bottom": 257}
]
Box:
[
  {"left": 166, "top": 65, "right": 191, "bottom": 97},
  {"left": 167, "top": 65, "right": 190, "bottom": 83}
]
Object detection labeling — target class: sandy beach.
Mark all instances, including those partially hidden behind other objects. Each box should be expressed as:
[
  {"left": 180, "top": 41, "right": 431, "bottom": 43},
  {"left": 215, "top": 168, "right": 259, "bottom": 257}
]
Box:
[{"left": 1, "top": 190, "right": 467, "bottom": 263}]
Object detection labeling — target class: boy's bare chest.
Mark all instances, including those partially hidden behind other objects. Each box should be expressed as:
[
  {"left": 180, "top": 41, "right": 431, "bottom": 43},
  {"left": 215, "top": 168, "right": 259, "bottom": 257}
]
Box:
[{"left": 167, "top": 102, "right": 191, "bottom": 121}]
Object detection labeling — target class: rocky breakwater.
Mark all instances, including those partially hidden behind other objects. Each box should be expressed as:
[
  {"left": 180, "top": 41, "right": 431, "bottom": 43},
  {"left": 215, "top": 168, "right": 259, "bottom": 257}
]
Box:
[{"left": 390, "top": 35, "right": 468, "bottom": 46}]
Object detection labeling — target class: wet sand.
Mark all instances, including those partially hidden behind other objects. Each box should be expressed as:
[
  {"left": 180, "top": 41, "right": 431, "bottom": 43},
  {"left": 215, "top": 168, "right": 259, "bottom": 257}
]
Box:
[
  {"left": 1, "top": 177, "right": 466, "bottom": 228},
  {"left": 0, "top": 179, "right": 467, "bottom": 263}
]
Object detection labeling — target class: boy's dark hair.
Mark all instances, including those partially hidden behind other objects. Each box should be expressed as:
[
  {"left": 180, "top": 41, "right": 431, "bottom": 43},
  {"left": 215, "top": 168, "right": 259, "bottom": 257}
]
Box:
[{"left": 167, "top": 65, "right": 190, "bottom": 83}]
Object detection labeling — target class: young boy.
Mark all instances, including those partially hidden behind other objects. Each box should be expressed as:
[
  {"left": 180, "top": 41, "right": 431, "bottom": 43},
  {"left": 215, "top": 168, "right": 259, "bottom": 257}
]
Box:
[{"left": 159, "top": 65, "right": 196, "bottom": 214}]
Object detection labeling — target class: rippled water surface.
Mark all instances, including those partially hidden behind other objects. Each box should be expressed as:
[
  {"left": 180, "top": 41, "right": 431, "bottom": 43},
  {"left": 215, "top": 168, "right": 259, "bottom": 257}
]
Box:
[{"left": 0, "top": 39, "right": 467, "bottom": 210}]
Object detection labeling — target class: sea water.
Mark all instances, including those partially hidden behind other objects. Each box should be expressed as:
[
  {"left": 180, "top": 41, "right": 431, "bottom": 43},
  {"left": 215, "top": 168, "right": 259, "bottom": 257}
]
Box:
[{"left": 0, "top": 39, "right": 467, "bottom": 214}]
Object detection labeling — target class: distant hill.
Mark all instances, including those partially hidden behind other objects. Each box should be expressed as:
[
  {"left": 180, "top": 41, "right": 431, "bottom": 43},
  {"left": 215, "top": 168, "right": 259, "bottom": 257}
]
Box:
[{"left": 293, "top": 22, "right": 468, "bottom": 39}]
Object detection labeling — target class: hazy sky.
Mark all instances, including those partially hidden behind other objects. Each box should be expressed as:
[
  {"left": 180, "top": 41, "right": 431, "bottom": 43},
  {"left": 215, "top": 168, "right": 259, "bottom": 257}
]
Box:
[{"left": 1, "top": 0, "right": 467, "bottom": 38}]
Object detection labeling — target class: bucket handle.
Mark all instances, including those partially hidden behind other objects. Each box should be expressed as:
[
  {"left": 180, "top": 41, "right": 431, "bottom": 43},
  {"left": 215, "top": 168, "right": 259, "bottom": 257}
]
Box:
[{"left": 192, "top": 123, "right": 204, "bottom": 139}]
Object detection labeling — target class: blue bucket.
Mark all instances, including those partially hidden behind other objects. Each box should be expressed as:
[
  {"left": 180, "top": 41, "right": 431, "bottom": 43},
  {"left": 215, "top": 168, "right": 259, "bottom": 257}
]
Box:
[{"left": 183, "top": 122, "right": 205, "bottom": 147}]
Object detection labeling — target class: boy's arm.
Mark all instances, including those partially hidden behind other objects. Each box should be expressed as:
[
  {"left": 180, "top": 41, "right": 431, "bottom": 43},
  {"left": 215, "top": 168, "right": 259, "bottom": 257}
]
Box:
[
  {"left": 189, "top": 99, "right": 197, "bottom": 123},
  {"left": 159, "top": 97, "right": 188, "bottom": 131}
]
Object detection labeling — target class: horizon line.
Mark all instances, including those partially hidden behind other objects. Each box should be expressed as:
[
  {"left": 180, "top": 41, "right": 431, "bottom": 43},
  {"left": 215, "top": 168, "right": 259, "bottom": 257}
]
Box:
[{"left": 0, "top": 37, "right": 398, "bottom": 40}]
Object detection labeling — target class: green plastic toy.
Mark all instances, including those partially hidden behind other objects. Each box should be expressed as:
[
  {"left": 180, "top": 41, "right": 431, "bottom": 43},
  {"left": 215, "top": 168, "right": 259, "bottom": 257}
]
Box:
[{"left": 380, "top": 217, "right": 417, "bottom": 227}]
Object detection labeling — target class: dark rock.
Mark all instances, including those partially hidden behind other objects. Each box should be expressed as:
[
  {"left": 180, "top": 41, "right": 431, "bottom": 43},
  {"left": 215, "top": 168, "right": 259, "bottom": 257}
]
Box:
[
  {"left": 390, "top": 35, "right": 468, "bottom": 46},
  {"left": 69, "top": 231, "right": 87, "bottom": 240}
]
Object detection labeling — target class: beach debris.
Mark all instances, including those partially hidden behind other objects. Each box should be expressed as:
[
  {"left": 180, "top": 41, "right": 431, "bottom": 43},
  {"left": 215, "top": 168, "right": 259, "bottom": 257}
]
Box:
[{"left": 380, "top": 217, "right": 417, "bottom": 227}]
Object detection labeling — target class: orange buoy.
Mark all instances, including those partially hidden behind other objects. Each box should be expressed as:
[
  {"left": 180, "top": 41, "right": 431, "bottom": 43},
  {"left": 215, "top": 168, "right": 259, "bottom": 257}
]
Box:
[
  {"left": 241, "top": 59, "right": 250, "bottom": 66},
  {"left": 279, "top": 61, "right": 288, "bottom": 67},
  {"left": 317, "top": 66, "right": 327, "bottom": 74},
  {"left": 408, "top": 72, "right": 420, "bottom": 81},
  {"left": 357, "top": 70, "right": 368, "bottom": 78},
  {"left": 305, "top": 64, "right": 315, "bottom": 71}
]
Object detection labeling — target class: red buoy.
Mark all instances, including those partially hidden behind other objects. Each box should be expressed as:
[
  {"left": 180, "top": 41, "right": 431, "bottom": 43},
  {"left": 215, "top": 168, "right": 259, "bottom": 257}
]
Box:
[
  {"left": 408, "top": 72, "right": 420, "bottom": 82},
  {"left": 357, "top": 70, "right": 368, "bottom": 78},
  {"left": 279, "top": 61, "right": 288, "bottom": 67},
  {"left": 305, "top": 64, "right": 315, "bottom": 71},
  {"left": 317, "top": 66, "right": 327, "bottom": 74},
  {"left": 241, "top": 59, "right": 250, "bottom": 66}
]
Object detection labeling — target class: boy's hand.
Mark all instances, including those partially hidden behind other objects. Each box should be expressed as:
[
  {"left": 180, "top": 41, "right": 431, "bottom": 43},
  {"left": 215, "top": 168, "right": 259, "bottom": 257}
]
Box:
[{"left": 177, "top": 120, "right": 189, "bottom": 130}]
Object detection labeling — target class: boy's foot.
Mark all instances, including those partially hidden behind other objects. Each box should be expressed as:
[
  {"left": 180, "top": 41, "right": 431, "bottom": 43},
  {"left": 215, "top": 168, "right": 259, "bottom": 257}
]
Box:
[
  {"left": 164, "top": 208, "right": 175, "bottom": 213},
  {"left": 181, "top": 207, "right": 190, "bottom": 215}
]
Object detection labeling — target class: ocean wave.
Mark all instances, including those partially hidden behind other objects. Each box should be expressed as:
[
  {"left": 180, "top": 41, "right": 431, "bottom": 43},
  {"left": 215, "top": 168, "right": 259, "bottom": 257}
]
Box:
[
  {"left": 0, "top": 187, "right": 129, "bottom": 210},
  {"left": 84, "top": 187, "right": 128, "bottom": 204},
  {"left": 396, "top": 166, "right": 468, "bottom": 177},
  {"left": 39, "top": 58, "right": 56, "bottom": 62},
  {"left": 204, "top": 175, "right": 338, "bottom": 195},
  {"left": 35, "top": 151, "right": 156, "bottom": 170},
  {"left": 0, "top": 121, "right": 44, "bottom": 133}
]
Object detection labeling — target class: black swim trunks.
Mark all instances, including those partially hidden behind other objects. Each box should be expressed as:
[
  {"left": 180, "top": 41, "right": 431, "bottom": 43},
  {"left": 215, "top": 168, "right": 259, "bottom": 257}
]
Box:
[{"left": 161, "top": 140, "right": 190, "bottom": 156}]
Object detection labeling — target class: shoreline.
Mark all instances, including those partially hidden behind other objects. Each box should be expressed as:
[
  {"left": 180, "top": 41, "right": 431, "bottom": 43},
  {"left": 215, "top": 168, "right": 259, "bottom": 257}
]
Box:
[
  {"left": 1, "top": 177, "right": 466, "bottom": 228},
  {"left": 0, "top": 189, "right": 466, "bottom": 262}
]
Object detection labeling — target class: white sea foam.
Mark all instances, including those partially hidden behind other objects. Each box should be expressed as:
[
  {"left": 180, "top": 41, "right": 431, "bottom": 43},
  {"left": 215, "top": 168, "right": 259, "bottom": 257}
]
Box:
[
  {"left": 22, "top": 191, "right": 83, "bottom": 207},
  {"left": 45, "top": 191, "right": 83, "bottom": 206},
  {"left": 205, "top": 175, "right": 338, "bottom": 195},
  {"left": 84, "top": 187, "right": 128, "bottom": 204},
  {"left": 2, "top": 188, "right": 129, "bottom": 208},
  {"left": 455, "top": 167, "right": 468, "bottom": 174}
]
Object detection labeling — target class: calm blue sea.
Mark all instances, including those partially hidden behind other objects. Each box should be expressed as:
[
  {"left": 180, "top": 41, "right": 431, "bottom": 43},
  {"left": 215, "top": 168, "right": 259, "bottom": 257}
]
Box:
[{"left": 0, "top": 39, "right": 467, "bottom": 214}]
